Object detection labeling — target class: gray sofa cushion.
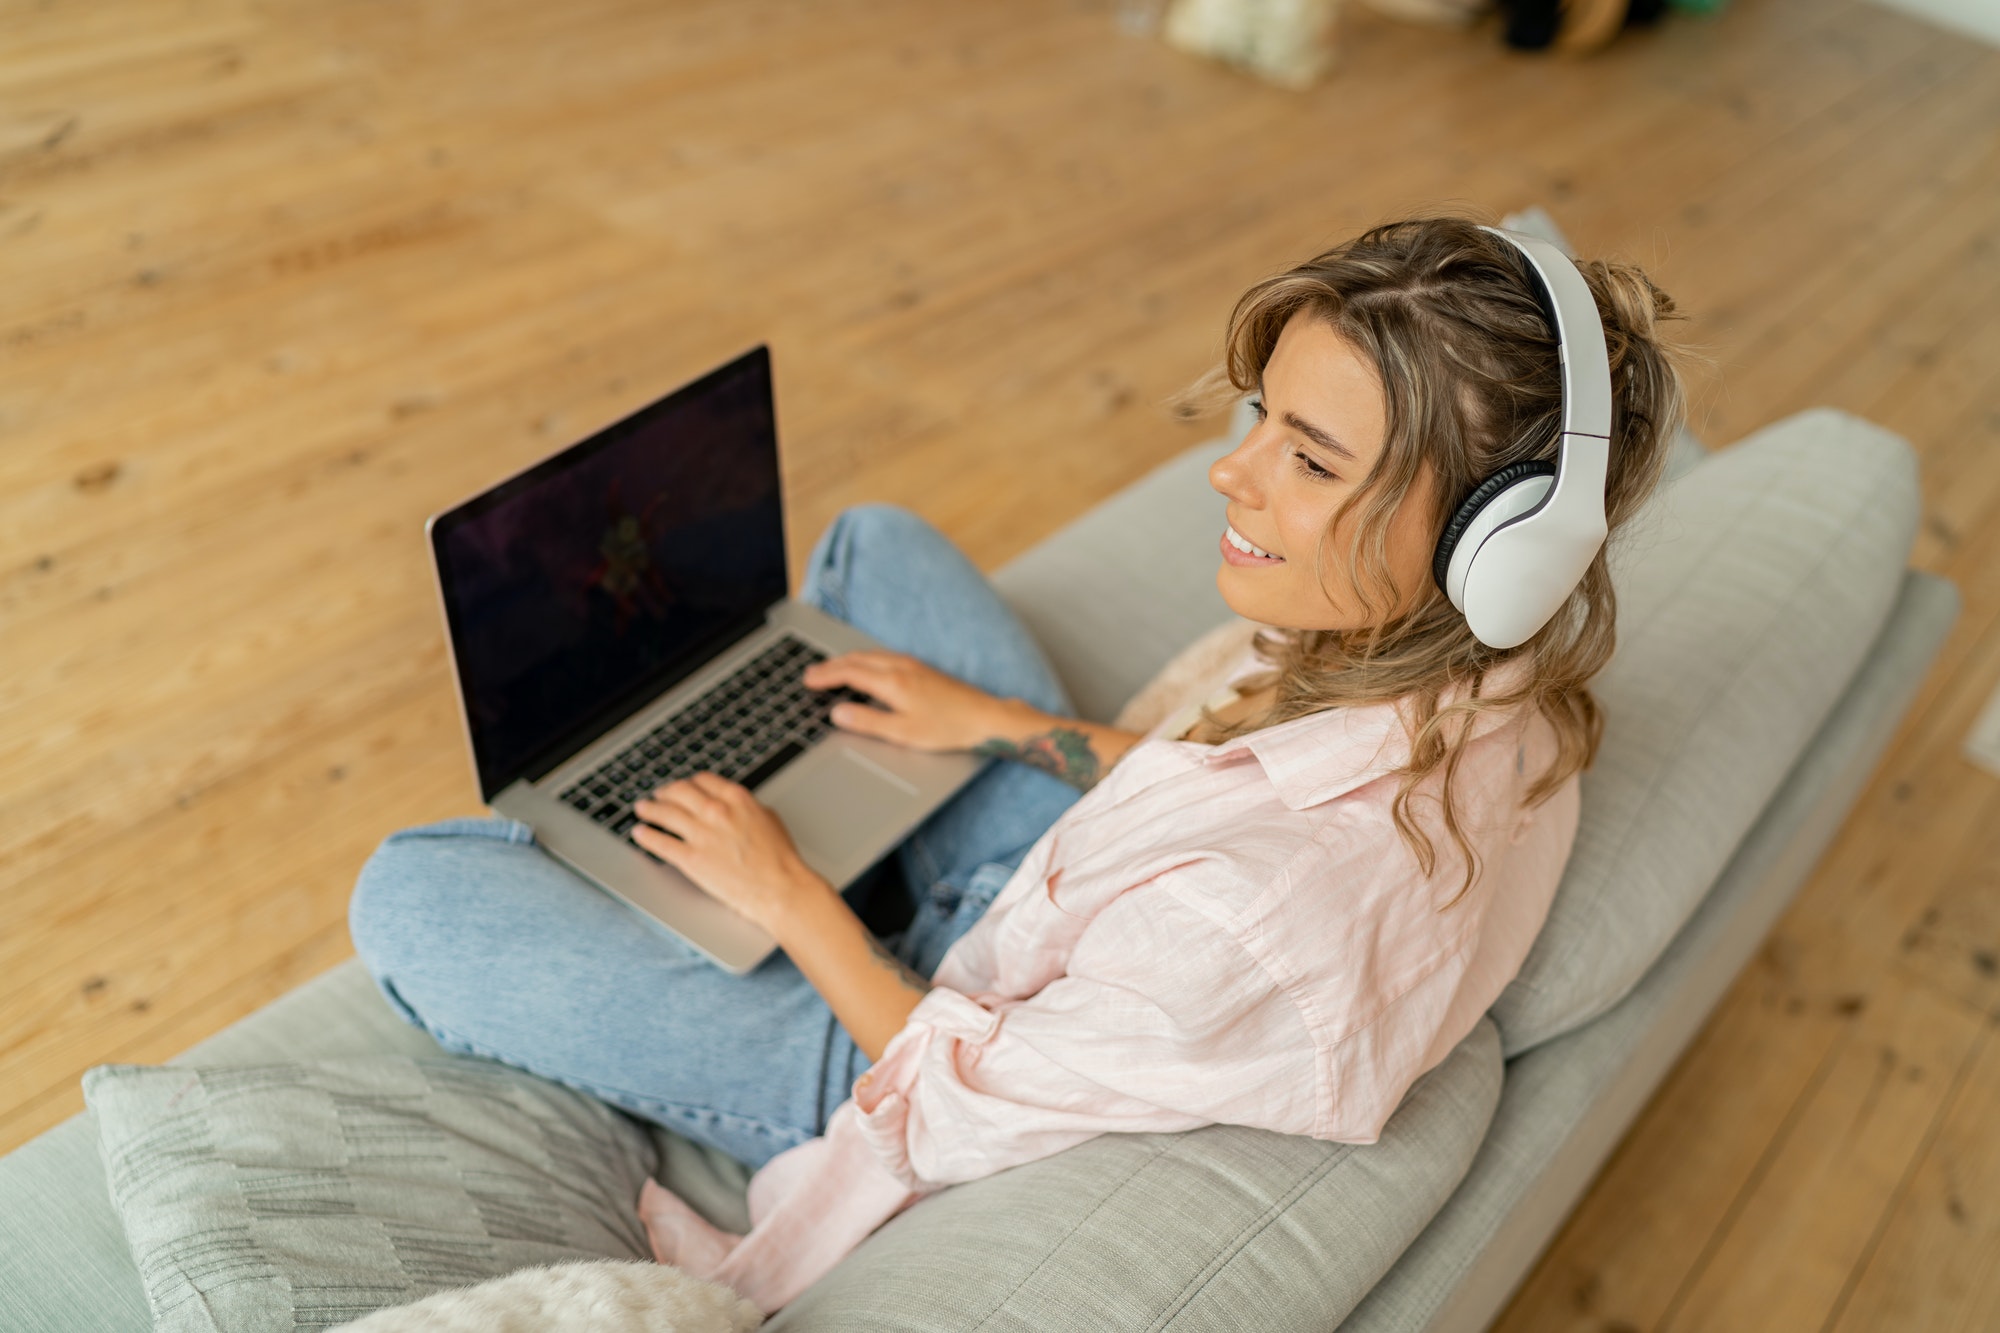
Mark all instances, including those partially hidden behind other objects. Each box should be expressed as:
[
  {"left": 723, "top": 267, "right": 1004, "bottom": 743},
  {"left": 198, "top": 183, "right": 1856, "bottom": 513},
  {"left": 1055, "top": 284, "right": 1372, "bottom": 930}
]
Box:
[
  {"left": 1491, "top": 407, "right": 1919, "bottom": 1054},
  {"left": 769, "top": 1018, "right": 1503, "bottom": 1332},
  {"left": 83, "top": 1056, "right": 663, "bottom": 1332}
]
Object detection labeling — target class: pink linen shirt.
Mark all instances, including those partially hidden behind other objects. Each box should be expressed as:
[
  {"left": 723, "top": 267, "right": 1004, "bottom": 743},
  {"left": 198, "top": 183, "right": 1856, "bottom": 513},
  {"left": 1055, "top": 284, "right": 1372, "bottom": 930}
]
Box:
[{"left": 639, "top": 651, "right": 1580, "bottom": 1311}]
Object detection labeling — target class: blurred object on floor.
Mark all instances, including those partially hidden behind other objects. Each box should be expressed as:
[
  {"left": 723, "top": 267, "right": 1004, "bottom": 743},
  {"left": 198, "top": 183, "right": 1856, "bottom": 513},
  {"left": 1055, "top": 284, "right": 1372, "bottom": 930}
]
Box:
[
  {"left": 1163, "top": 0, "right": 1343, "bottom": 87},
  {"left": 1960, "top": 678, "right": 2000, "bottom": 777},
  {"left": 1501, "top": 0, "right": 1672, "bottom": 49},
  {"left": 1117, "top": 0, "right": 1172, "bottom": 35},
  {"left": 1868, "top": 0, "right": 2000, "bottom": 46},
  {"left": 1360, "top": 0, "right": 1489, "bottom": 26}
]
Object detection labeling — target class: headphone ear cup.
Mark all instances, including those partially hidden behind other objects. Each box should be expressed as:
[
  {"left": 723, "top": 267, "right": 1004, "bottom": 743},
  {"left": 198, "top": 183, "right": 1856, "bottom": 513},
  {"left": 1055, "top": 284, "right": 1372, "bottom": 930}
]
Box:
[{"left": 1431, "top": 460, "right": 1558, "bottom": 595}]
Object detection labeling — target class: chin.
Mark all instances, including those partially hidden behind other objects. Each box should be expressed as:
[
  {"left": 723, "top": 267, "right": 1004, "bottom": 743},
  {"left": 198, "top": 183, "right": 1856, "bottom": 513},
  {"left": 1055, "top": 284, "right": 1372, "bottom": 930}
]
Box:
[
  {"left": 1214, "top": 565, "right": 1285, "bottom": 627},
  {"left": 1216, "top": 565, "right": 1362, "bottom": 633}
]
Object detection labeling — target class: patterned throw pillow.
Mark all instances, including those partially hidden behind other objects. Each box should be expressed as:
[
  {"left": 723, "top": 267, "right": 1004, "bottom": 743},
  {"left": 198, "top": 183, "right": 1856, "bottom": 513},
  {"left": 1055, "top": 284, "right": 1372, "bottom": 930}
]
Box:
[{"left": 84, "top": 1056, "right": 661, "bottom": 1333}]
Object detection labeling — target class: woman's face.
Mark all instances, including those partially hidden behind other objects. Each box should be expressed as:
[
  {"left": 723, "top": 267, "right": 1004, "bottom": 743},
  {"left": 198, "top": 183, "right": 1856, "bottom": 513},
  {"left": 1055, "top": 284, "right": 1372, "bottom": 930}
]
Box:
[{"left": 1208, "top": 314, "right": 1441, "bottom": 631}]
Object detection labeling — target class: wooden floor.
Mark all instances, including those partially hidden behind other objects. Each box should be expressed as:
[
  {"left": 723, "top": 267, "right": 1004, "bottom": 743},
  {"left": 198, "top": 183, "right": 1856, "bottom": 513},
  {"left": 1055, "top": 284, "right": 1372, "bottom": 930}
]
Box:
[{"left": 3, "top": 0, "right": 1997, "bottom": 1325}]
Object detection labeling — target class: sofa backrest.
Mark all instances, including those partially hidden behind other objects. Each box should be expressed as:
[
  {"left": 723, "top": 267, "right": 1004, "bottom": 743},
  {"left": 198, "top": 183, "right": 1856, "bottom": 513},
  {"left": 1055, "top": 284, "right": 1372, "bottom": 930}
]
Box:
[{"left": 1487, "top": 408, "right": 1917, "bottom": 1053}]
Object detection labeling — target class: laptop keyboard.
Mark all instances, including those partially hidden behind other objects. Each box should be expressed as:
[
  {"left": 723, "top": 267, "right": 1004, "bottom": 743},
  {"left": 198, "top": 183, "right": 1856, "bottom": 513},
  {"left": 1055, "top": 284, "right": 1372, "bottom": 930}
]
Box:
[{"left": 556, "top": 634, "right": 868, "bottom": 841}]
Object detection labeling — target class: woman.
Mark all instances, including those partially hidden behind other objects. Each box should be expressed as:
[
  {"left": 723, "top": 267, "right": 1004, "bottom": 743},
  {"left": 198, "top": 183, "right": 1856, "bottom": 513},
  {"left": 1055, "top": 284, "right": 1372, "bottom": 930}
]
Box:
[{"left": 349, "top": 214, "right": 1687, "bottom": 1310}]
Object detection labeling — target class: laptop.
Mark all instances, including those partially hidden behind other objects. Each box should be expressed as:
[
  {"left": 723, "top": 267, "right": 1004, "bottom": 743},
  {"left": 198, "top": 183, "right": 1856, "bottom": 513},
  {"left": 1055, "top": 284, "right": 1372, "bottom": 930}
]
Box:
[{"left": 425, "top": 345, "right": 982, "bottom": 973}]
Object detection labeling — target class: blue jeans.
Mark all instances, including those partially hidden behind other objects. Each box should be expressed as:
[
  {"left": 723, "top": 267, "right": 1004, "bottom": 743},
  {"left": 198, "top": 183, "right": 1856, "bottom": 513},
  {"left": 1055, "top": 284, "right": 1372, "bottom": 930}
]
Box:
[{"left": 349, "top": 505, "right": 1081, "bottom": 1169}]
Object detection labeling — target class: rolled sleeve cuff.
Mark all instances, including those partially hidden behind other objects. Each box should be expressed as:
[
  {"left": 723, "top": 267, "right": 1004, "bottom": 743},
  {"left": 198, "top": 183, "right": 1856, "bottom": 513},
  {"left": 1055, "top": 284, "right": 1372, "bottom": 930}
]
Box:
[
  {"left": 646, "top": 1098, "right": 932, "bottom": 1312},
  {"left": 850, "top": 985, "right": 998, "bottom": 1185}
]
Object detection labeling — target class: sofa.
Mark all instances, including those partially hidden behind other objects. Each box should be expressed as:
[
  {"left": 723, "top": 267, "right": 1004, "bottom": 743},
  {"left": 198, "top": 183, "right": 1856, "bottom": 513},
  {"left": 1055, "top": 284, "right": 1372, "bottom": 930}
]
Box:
[{"left": 0, "top": 394, "right": 1953, "bottom": 1331}]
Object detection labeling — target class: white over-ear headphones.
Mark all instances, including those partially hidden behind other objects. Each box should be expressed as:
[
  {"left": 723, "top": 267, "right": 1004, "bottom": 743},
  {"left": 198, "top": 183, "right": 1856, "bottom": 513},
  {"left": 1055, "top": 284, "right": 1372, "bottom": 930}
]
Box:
[{"left": 1429, "top": 226, "right": 1614, "bottom": 650}]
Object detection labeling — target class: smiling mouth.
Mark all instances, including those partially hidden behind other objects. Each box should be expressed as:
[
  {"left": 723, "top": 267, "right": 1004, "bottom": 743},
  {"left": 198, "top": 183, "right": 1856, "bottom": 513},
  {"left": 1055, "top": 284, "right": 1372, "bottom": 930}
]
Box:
[{"left": 1225, "top": 524, "right": 1281, "bottom": 560}]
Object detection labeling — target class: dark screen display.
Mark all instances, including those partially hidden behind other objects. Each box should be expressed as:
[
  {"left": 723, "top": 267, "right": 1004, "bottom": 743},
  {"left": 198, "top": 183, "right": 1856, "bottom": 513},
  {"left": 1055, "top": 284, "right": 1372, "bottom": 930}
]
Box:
[{"left": 432, "top": 347, "right": 786, "bottom": 799}]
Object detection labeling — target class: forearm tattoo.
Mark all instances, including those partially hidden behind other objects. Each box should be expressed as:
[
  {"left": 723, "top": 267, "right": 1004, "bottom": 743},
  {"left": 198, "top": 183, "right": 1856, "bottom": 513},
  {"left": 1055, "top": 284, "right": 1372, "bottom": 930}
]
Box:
[
  {"left": 867, "top": 932, "right": 934, "bottom": 998},
  {"left": 974, "top": 727, "right": 1103, "bottom": 792}
]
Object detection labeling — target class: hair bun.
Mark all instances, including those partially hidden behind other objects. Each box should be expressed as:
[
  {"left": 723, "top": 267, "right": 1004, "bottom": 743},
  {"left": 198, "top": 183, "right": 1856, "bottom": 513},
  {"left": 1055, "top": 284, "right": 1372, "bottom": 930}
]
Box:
[{"left": 1580, "top": 258, "right": 1679, "bottom": 367}]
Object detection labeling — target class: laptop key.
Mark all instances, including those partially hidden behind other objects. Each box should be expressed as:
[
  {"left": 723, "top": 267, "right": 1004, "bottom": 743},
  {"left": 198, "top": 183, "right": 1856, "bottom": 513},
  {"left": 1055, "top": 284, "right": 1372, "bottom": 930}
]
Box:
[
  {"left": 560, "top": 635, "right": 842, "bottom": 818},
  {"left": 739, "top": 741, "right": 804, "bottom": 791}
]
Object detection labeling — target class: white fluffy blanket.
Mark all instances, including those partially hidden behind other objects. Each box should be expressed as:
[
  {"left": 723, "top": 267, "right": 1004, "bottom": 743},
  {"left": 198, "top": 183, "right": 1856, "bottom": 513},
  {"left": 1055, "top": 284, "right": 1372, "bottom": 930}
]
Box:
[{"left": 334, "top": 1260, "right": 763, "bottom": 1333}]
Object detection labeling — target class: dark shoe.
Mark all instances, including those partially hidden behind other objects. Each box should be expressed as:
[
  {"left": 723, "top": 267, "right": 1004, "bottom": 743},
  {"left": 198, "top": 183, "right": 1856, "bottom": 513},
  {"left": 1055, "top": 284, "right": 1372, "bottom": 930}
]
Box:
[{"left": 1501, "top": 0, "right": 1561, "bottom": 47}]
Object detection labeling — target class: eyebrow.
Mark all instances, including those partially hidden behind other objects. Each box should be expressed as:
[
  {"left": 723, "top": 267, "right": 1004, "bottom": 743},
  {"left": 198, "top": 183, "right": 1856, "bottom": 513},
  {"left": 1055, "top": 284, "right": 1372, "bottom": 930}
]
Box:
[
  {"left": 1280, "top": 409, "right": 1358, "bottom": 462},
  {"left": 1258, "top": 373, "right": 1359, "bottom": 462}
]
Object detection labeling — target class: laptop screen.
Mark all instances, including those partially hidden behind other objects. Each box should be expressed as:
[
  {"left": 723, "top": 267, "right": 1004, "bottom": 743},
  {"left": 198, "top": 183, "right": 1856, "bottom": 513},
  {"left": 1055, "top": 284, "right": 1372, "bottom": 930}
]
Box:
[{"left": 429, "top": 346, "right": 787, "bottom": 801}]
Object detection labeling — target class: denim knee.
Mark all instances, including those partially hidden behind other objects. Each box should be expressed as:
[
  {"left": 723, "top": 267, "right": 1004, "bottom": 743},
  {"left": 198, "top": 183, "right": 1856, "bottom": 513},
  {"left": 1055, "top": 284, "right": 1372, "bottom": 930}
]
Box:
[
  {"left": 801, "top": 503, "right": 943, "bottom": 620},
  {"left": 349, "top": 817, "right": 532, "bottom": 977}
]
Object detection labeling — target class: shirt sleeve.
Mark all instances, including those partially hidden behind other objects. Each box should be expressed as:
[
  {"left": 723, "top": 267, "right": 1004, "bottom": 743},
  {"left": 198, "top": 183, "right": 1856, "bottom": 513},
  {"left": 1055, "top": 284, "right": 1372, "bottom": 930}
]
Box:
[{"left": 851, "top": 881, "right": 1319, "bottom": 1188}]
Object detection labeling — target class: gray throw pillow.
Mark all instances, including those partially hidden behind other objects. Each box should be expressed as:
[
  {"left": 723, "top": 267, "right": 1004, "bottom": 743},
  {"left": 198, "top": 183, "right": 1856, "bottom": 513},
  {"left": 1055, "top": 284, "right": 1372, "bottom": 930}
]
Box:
[
  {"left": 84, "top": 1056, "right": 659, "bottom": 1333},
  {"left": 1490, "top": 407, "right": 1919, "bottom": 1054}
]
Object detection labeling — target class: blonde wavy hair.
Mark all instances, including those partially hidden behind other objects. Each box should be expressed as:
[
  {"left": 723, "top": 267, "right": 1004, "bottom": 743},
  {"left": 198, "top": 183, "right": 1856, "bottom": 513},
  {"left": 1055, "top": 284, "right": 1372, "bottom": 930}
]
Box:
[{"left": 1172, "top": 213, "right": 1690, "bottom": 905}]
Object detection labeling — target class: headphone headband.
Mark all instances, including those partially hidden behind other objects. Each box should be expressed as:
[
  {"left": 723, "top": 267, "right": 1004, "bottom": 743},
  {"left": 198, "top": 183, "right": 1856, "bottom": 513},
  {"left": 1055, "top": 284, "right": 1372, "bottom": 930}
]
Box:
[{"left": 1478, "top": 226, "right": 1613, "bottom": 442}]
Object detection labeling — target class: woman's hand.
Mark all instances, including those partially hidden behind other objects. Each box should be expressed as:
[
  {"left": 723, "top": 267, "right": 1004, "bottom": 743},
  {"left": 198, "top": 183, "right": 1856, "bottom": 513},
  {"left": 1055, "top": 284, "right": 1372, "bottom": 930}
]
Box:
[
  {"left": 634, "top": 769, "right": 932, "bottom": 1058},
  {"left": 632, "top": 773, "right": 832, "bottom": 937},
  {"left": 803, "top": 650, "right": 1149, "bottom": 791},
  {"left": 803, "top": 651, "right": 1039, "bottom": 752}
]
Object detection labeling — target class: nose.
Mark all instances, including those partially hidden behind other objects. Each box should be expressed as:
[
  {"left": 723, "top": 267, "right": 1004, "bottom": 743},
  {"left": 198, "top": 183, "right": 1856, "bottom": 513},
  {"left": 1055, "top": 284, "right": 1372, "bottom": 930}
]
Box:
[{"left": 1208, "top": 430, "right": 1266, "bottom": 508}]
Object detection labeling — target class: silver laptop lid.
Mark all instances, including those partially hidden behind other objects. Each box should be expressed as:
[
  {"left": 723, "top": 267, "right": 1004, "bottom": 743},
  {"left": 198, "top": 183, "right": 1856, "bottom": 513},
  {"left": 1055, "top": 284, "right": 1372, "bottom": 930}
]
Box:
[{"left": 426, "top": 345, "right": 786, "bottom": 803}]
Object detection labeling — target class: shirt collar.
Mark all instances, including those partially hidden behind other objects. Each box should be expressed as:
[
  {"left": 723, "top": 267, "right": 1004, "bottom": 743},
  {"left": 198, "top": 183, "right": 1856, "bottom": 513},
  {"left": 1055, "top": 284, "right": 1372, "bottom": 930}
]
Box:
[{"left": 1199, "top": 657, "right": 1532, "bottom": 812}]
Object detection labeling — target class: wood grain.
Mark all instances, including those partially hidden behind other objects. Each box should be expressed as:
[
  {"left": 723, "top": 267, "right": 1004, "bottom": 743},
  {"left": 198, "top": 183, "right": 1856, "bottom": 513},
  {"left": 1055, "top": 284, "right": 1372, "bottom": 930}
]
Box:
[
  {"left": 3, "top": 0, "right": 1999, "bottom": 1325},
  {"left": 1826, "top": 1016, "right": 2000, "bottom": 1333}
]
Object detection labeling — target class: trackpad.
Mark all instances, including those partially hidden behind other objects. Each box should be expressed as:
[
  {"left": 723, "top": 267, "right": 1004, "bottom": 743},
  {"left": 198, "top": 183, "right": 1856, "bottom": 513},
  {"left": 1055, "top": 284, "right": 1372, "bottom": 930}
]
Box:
[{"left": 765, "top": 746, "right": 918, "bottom": 881}]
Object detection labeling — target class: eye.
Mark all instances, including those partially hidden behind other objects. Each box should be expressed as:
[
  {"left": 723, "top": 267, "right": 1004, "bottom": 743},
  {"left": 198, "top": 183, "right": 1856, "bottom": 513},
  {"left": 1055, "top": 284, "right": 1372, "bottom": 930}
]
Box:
[
  {"left": 1252, "top": 397, "right": 1337, "bottom": 481},
  {"left": 1292, "top": 449, "right": 1338, "bottom": 482}
]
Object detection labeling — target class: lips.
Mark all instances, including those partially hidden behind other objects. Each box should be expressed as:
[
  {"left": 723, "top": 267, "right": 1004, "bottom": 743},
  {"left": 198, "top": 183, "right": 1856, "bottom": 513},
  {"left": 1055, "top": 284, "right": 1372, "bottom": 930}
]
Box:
[{"left": 1221, "top": 522, "right": 1283, "bottom": 566}]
